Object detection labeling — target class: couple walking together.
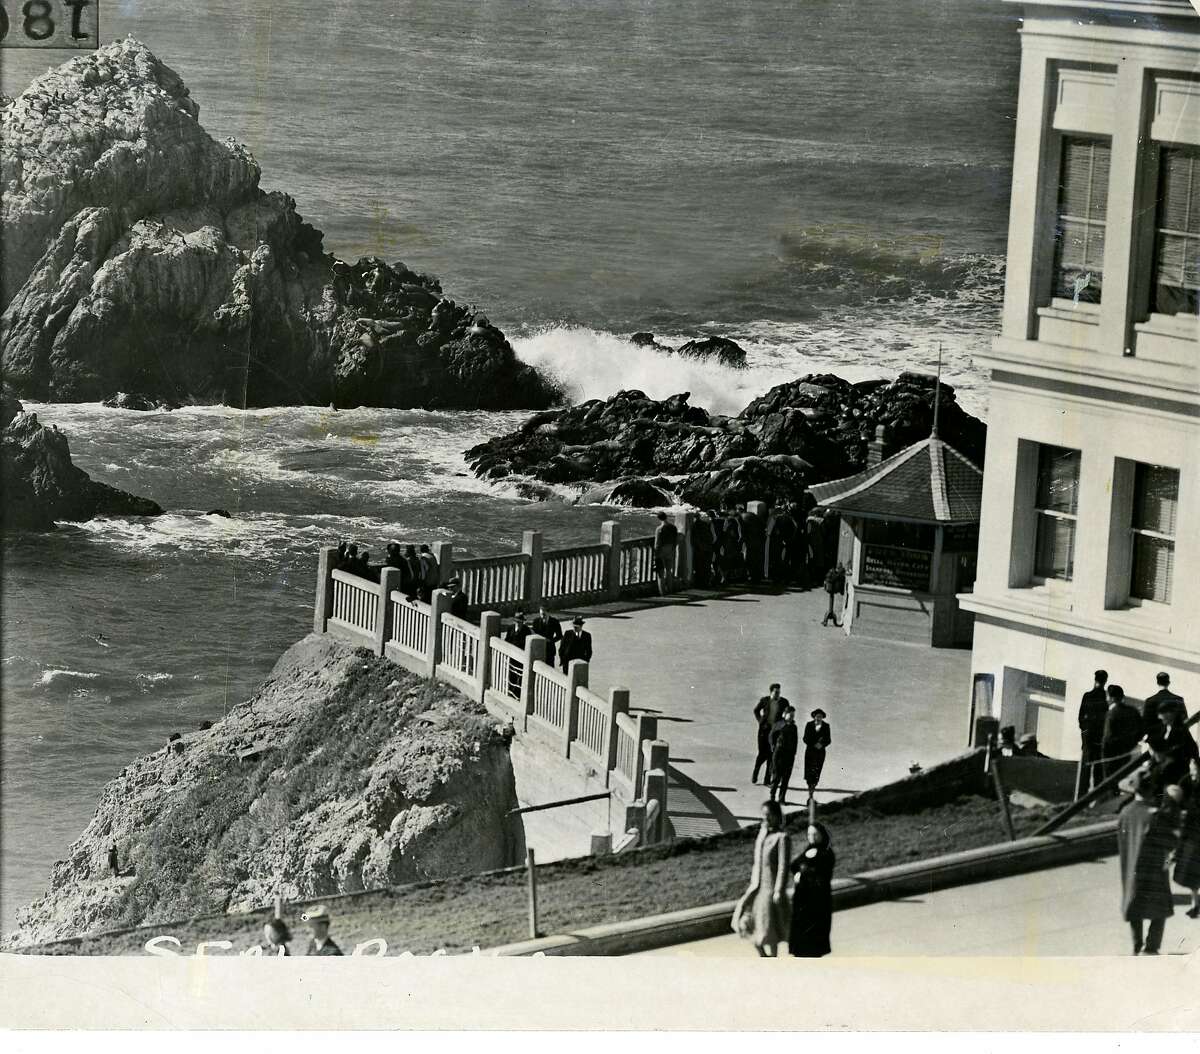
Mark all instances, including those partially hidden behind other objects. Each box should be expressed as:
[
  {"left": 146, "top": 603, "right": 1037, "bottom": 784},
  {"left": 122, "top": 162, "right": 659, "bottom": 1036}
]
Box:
[{"left": 732, "top": 801, "right": 835, "bottom": 958}]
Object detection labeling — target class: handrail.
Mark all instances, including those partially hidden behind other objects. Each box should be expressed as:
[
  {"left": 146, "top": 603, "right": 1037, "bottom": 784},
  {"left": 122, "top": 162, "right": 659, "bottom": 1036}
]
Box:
[
  {"left": 454, "top": 552, "right": 530, "bottom": 569},
  {"left": 440, "top": 612, "right": 478, "bottom": 636},
  {"left": 488, "top": 636, "right": 525, "bottom": 662},
  {"left": 613, "top": 829, "right": 640, "bottom": 853},
  {"left": 543, "top": 543, "right": 608, "bottom": 558}
]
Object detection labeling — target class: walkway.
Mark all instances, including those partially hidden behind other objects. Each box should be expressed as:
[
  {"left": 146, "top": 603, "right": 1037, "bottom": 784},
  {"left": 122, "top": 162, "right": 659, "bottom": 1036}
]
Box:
[
  {"left": 636, "top": 855, "right": 1200, "bottom": 957},
  {"left": 564, "top": 585, "right": 973, "bottom": 836}
]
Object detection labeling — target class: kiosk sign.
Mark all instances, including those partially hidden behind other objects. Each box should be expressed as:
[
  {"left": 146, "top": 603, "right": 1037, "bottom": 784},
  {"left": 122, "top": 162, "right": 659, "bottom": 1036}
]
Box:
[{"left": 1, "top": 0, "right": 98, "bottom": 48}]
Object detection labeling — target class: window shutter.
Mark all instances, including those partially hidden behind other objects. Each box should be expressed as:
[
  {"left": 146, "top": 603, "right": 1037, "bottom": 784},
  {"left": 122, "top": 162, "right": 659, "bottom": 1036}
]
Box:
[
  {"left": 1159, "top": 149, "right": 1198, "bottom": 235},
  {"left": 1133, "top": 464, "right": 1179, "bottom": 535},
  {"left": 1131, "top": 536, "right": 1174, "bottom": 604}
]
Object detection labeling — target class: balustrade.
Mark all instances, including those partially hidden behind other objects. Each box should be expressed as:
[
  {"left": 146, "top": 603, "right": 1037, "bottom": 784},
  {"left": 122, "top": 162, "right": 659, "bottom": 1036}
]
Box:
[
  {"left": 530, "top": 661, "right": 569, "bottom": 731},
  {"left": 330, "top": 569, "right": 380, "bottom": 638},
  {"left": 390, "top": 593, "right": 430, "bottom": 659},
  {"left": 619, "top": 537, "right": 657, "bottom": 588},
  {"left": 542, "top": 545, "right": 608, "bottom": 601}
]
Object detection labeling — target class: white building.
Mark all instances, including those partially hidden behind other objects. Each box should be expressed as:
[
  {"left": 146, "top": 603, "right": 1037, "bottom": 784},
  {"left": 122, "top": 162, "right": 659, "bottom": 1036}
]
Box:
[{"left": 960, "top": 0, "right": 1200, "bottom": 757}]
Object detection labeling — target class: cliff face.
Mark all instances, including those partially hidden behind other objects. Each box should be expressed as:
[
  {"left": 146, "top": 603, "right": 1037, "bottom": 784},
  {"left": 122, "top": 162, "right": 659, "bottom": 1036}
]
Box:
[
  {"left": 1, "top": 386, "right": 163, "bottom": 529},
  {"left": 4, "top": 635, "right": 524, "bottom": 948},
  {"left": 467, "top": 372, "right": 986, "bottom": 507},
  {"left": 0, "top": 40, "right": 558, "bottom": 410}
]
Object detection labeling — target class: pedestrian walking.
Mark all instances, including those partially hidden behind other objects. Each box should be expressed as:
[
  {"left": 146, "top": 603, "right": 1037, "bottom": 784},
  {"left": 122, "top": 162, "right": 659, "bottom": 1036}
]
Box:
[
  {"left": 752, "top": 684, "right": 789, "bottom": 785},
  {"left": 259, "top": 918, "right": 291, "bottom": 957},
  {"left": 559, "top": 615, "right": 592, "bottom": 672},
  {"left": 788, "top": 821, "right": 835, "bottom": 958},
  {"left": 769, "top": 707, "right": 799, "bottom": 805},
  {"left": 653, "top": 512, "right": 679, "bottom": 595},
  {"left": 803, "top": 709, "right": 832, "bottom": 793},
  {"left": 1102, "top": 685, "right": 1144, "bottom": 782},
  {"left": 1169, "top": 758, "right": 1200, "bottom": 917},
  {"left": 302, "top": 905, "right": 343, "bottom": 956},
  {"left": 1117, "top": 771, "right": 1175, "bottom": 954},
  {"left": 1077, "top": 670, "right": 1110, "bottom": 796},
  {"left": 731, "top": 799, "right": 791, "bottom": 957},
  {"left": 531, "top": 605, "right": 563, "bottom": 667},
  {"left": 504, "top": 610, "right": 532, "bottom": 697},
  {"left": 1143, "top": 671, "right": 1188, "bottom": 734},
  {"left": 821, "top": 562, "right": 846, "bottom": 626}
]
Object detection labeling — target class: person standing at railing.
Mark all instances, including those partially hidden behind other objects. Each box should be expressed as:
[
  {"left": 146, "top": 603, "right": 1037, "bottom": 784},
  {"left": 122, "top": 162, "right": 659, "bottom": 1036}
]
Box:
[
  {"left": 739, "top": 503, "right": 765, "bottom": 585},
  {"left": 559, "top": 615, "right": 592, "bottom": 673},
  {"left": 691, "top": 511, "right": 715, "bottom": 588},
  {"left": 1148, "top": 703, "right": 1199, "bottom": 789},
  {"left": 1102, "top": 685, "right": 1144, "bottom": 783},
  {"left": 504, "top": 610, "right": 532, "bottom": 697},
  {"left": 531, "top": 605, "right": 563, "bottom": 667},
  {"left": 767, "top": 504, "right": 796, "bottom": 585},
  {"left": 1142, "top": 672, "right": 1188, "bottom": 737},
  {"left": 720, "top": 507, "right": 743, "bottom": 583},
  {"left": 1117, "top": 770, "right": 1175, "bottom": 955},
  {"left": 400, "top": 545, "right": 422, "bottom": 600},
  {"left": 1077, "top": 670, "right": 1110, "bottom": 797},
  {"left": 417, "top": 544, "right": 440, "bottom": 603},
  {"left": 653, "top": 512, "right": 679, "bottom": 595}
]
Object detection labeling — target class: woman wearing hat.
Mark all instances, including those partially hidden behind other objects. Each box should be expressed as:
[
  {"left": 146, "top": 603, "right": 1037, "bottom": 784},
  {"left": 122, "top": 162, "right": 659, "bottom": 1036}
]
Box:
[
  {"left": 803, "top": 709, "right": 832, "bottom": 793},
  {"left": 789, "top": 822, "right": 835, "bottom": 957}
]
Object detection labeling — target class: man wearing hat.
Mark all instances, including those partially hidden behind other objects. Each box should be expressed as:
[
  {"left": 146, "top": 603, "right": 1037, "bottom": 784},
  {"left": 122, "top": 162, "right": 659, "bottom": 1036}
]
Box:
[
  {"left": 504, "top": 610, "right": 532, "bottom": 697},
  {"left": 445, "top": 576, "right": 469, "bottom": 621},
  {"left": 803, "top": 709, "right": 832, "bottom": 793},
  {"left": 559, "top": 616, "right": 593, "bottom": 673},
  {"left": 302, "top": 905, "right": 343, "bottom": 956},
  {"left": 531, "top": 604, "right": 564, "bottom": 668},
  {"left": 768, "top": 706, "right": 799, "bottom": 805}
]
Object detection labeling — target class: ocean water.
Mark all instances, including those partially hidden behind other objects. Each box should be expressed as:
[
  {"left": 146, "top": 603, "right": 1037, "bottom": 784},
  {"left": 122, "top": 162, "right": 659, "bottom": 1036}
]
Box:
[{"left": 0, "top": 0, "right": 1019, "bottom": 930}]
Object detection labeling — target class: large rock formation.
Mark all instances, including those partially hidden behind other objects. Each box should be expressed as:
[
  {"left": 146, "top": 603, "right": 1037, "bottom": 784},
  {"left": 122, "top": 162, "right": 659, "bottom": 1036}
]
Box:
[
  {"left": 3, "top": 634, "right": 523, "bottom": 948},
  {"left": 629, "top": 332, "right": 748, "bottom": 369},
  {"left": 1, "top": 387, "right": 163, "bottom": 529},
  {"left": 0, "top": 40, "right": 558, "bottom": 410},
  {"left": 467, "top": 372, "right": 986, "bottom": 507}
]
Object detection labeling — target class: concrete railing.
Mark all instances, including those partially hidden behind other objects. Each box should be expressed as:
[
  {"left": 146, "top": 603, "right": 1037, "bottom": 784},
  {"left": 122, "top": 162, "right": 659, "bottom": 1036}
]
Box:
[
  {"left": 455, "top": 552, "right": 529, "bottom": 610},
  {"left": 619, "top": 536, "right": 656, "bottom": 589},
  {"left": 315, "top": 548, "right": 670, "bottom": 845},
  {"left": 542, "top": 544, "right": 609, "bottom": 603}
]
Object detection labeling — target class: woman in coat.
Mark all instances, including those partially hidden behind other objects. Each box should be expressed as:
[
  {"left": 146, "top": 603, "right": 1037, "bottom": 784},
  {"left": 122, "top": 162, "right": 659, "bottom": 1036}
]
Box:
[
  {"left": 1118, "top": 771, "right": 1175, "bottom": 954},
  {"left": 732, "top": 800, "right": 791, "bottom": 957},
  {"left": 1172, "top": 757, "right": 1200, "bottom": 918},
  {"left": 789, "top": 821, "right": 835, "bottom": 957},
  {"left": 803, "top": 709, "right": 832, "bottom": 791}
]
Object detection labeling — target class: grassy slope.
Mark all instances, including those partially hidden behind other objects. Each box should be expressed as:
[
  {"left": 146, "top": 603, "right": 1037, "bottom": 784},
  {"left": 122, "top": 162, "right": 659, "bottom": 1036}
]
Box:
[{"left": 29, "top": 794, "right": 1089, "bottom": 955}]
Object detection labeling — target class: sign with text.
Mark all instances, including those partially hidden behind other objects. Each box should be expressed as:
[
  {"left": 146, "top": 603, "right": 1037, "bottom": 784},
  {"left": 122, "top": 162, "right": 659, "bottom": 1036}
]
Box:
[
  {"left": 860, "top": 544, "right": 932, "bottom": 591},
  {"left": 1, "top": 0, "right": 98, "bottom": 48}
]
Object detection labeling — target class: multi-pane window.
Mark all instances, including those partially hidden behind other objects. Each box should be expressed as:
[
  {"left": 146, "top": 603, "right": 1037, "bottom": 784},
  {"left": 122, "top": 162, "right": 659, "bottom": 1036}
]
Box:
[
  {"left": 1130, "top": 463, "right": 1178, "bottom": 604},
  {"left": 1153, "top": 146, "right": 1200, "bottom": 316},
  {"left": 1052, "top": 137, "right": 1110, "bottom": 304},
  {"left": 1034, "top": 445, "right": 1081, "bottom": 581}
]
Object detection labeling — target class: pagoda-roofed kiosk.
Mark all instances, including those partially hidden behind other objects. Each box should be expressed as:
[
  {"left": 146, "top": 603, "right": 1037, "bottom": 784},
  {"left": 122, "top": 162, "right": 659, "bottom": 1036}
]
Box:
[{"left": 809, "top": 426, "right": 983, "bottom": 648}]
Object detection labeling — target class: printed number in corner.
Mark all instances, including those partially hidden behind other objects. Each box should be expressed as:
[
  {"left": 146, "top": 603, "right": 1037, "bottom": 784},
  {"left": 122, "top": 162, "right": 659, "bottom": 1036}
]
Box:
[{"left": 0, "top": 0, "right": 98, "bottom": 49}]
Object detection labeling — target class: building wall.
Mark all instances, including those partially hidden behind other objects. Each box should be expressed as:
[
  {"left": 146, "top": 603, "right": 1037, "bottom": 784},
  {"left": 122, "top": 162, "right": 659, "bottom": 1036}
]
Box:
[{"left": 961, "top": 0, "right": 1200, "bottom": 756}]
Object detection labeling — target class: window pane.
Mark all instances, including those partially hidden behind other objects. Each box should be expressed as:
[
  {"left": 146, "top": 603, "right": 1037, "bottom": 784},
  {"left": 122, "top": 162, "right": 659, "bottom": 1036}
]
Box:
[
  {"left": 1133, "top": 463, "right": 1179, "bottom": 536},
  {"left": 1153, "top": 147, "right": 1200, "bottom": 316},
  {"left": 1088, "top": 145, "right": 1111, "bottom": 221},
  {"left": 1036, "top": 445, "right": 1080, "bottom": 514},
  {"left": 1035, "top": 514, "right": 1075, "bottom": 580},
  {"left": 1131, "top": 535, "right": 1174, "bottom": 603},
  {"left": 1159, "top": 149, "right": 1198, "bottom": 234},
  {"left": 1054, "top": 138, "right": 1109, "bottom": 303}
]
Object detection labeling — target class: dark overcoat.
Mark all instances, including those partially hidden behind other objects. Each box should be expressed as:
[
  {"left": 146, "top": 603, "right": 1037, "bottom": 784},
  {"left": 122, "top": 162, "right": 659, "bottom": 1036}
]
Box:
[{"left": 1118, "top": 799, "right": 1175, "bottom": 921}]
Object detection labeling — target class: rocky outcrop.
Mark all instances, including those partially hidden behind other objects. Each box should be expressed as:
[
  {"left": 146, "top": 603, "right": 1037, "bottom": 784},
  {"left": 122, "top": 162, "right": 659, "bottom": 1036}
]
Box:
[
  {"left": 1, "top": 388, "right": 163, "bottom": 530},
  {"left": 101, "top": 392, "right": 180, "bottom": 411},
  {"left": 628, "top": 331, "right": 747, "bottom": 368},
  {"left": 467, "top": 372, "right": 986, "bottom": 508},
  {"left": 3, "top": 634, "right": 523, "bottom": 947},
  {"left": 0, "top": 41, "right": 558, "bottom": 410}
]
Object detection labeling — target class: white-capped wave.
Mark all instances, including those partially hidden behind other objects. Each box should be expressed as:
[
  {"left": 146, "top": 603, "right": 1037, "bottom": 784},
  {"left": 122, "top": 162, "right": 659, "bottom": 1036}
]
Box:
[{"left": 36, "top": 668, "right": 101, "bottom": 687}]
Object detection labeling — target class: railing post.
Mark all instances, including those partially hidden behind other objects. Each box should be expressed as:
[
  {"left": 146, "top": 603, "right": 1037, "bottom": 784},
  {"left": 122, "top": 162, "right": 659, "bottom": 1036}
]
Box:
[
  {"left": 520, "top": 634, "right": 547, "bottom": 720},
  {"left": 427, "top": 588, "right": 449, "bottom": 677},
  {"left": 633, "top": 714, "right": 657, "bottom": 795},
  {"left": 600, "top": 520, "right": 622, "bottom": 599},
  {"left": 673, "top": 511, "right": 694, "bottom": 588},
  {"left": 477, "top": 611, "right": 501, "bottom": 705},
  {"left": 313, "top": 546, "right": 337, "bottom": 634},
  {"left": 564, "top": 660, "right": 588, "bottom": 756},
  {"left": 623, "top": 801, "right": 645, "bottom": 842},
  {"left": 433, "top": 542, "right": 453, "bottom": 586},
  {"left": 375, "top": 567, "right": 401, "bottom": 657},
  {"left": 605, "top": 687, "right": 630, "bottom": 777},
  {"left": 522, "top": 530, "right": 543, "bottom": 608},
  {"left": 590, "top": 833, "right": 612, "bottom": 856}
]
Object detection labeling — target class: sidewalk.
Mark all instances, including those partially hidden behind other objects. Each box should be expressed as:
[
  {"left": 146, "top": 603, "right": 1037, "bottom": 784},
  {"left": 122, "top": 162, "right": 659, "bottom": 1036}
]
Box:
[
  {"left": 567, "top": 585, "right": 973, "bottom": 835},
  {"left": 637, "top": 855, "right": 1200, "bottom": 957}
]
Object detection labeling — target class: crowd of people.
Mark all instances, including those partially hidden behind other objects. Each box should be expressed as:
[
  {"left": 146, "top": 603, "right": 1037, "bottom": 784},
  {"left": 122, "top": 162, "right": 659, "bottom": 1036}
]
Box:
[
  {"left": 334, "top": 539, "right": 470, "bottom": 616},
  {"left": 751, "top": 684, "right": 832, "bottom": 806},
  {"left": 732, "top": 802, "right": 835, "bottom": 958}
]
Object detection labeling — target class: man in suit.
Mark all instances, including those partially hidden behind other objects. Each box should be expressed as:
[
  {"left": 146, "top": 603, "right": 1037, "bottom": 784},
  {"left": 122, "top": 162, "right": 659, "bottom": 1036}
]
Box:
[
  {"left": 531, "top": 605, "right": 563, "bottom": 667},
  {"left": 504, "top": 610, "right": 532, "bottom": 697},
  {"left": 417, "top": 543, "right": 440, "bottom": 603},
  {"left": 653, "top": 511, "right": 679, "bottom": 595},
  {"left": 559, "top": 615, "right": 593, "bottom": 672},
  {"left": 445, "top": 577, "right": 469, "bottom": 621},
  {"left": 302, "top": 905, "right": 343, "bottom": 956},
  {"left": 1148, "top": 703, "right": 1199, "bottom": 788},
  {"left": 1142, "top": 671, "right": 1187, "bottom": 735},
  {"left": 1102, "top": 685, "right": 1144, "bottom": 782},
  {"left": 752, "top": 683, "right": 790, "bottom": 784},
  {"left": 769, "top": 706, "right": 799, "bottom": 806},
  {"left": 1078, "top": 669, "right": 1110, "bottom": 796}
]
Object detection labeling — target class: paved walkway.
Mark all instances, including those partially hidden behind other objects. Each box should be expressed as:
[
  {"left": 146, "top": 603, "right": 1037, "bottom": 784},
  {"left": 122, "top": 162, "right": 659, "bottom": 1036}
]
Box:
[
  {"left": 564, "top": 586, "right": 973, "bottom": 835},
  {"left": 636, "top": 855, "right": 1200, "bottom": 957}
]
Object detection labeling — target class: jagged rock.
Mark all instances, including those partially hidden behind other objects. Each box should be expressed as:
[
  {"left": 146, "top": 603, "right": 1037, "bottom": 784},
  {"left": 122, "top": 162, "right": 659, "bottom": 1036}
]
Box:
[
  {"left": 675, "top": 335, "right": 748, "bottom": 368},
  {"left": 102, "top": 392, "right": 180, "bottom": 411},
  {"left": 467, "top": 373, "right": 985, "bottom": 508},
  {"left": 1, "top": 387, "right": 163, "bottom": 530},
  {"left": 3, "top": 634, "right": 522, "bottom": 947},
  {"left": 0, "top": 40, "right": 558, "bottom": 410},
  {"left": 578, "top": 477, "right": 679, "bottom": 508}
]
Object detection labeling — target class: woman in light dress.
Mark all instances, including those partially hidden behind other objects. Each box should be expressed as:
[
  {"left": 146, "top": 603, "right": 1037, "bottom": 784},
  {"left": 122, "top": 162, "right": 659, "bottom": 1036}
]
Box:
[{"left": 732, "top": 799, "right": 791, "bottom": 957}]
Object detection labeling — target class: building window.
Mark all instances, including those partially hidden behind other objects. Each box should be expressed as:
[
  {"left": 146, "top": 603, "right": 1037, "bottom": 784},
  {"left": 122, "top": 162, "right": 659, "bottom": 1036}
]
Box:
[
  {"left": 1052, "top": 136, "right": 1110, "bottom": 304},
  {"left": 1034, "top": 445, "right": 1080, "bottom": 581},
  {"left": 1153, "top": 146, "right": 1200, "bottom": 317},
  {"left": 1129, "top": 463, "right": 1178, "bottom": 604}
]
